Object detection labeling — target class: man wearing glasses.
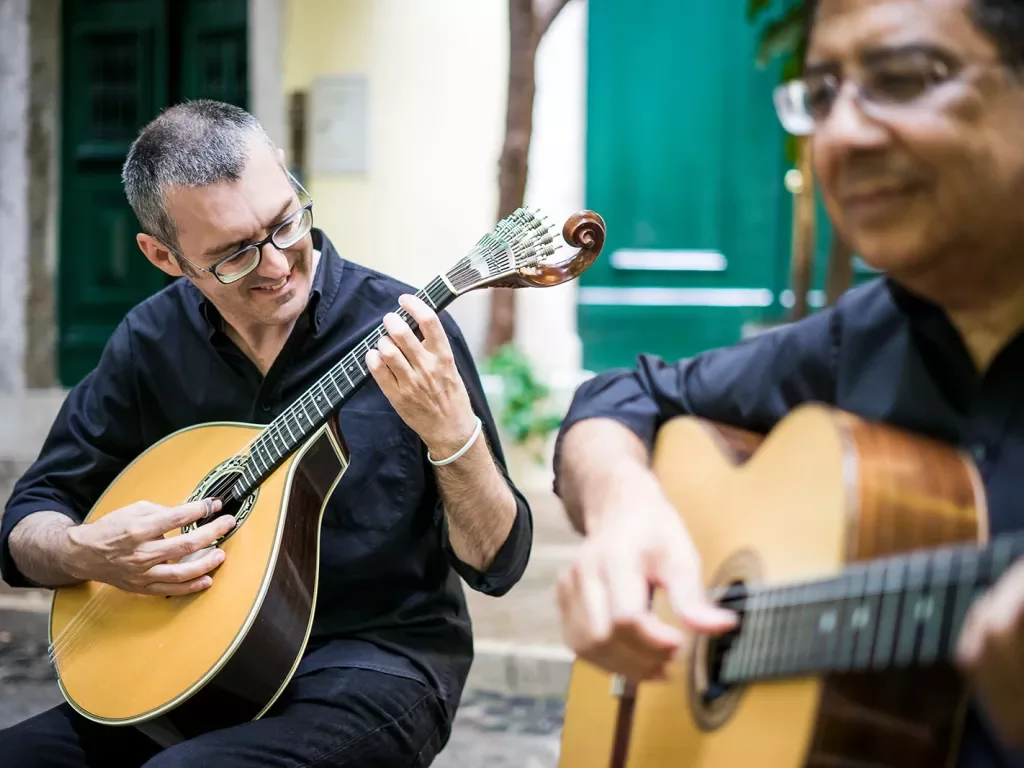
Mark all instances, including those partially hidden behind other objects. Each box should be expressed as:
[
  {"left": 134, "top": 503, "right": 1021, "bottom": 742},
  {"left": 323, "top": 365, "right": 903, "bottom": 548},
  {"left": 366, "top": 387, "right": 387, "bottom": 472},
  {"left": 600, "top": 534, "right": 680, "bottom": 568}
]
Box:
[
  {"left": 0, "top": 101, "right": 532, "bottom": 766},
  {"left": 553, "top": 0, "right": 1024, "bottom": 764}
]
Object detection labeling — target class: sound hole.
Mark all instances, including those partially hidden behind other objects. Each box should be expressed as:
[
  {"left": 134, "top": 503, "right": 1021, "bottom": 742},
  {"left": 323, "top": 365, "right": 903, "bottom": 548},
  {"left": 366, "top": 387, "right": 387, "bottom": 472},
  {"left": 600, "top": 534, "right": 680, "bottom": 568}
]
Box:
[
  {"left": 181, "top": 461, "right": 259, "bottom": 545},
  {"left": 197, "top": 489, "right": 245, "bottom": 529},
  {"left": 688, "top": 549, "right": 761, "bottom": 732},
  {"left": 702, "top": 582, "right": 745, "bottom": 706}
]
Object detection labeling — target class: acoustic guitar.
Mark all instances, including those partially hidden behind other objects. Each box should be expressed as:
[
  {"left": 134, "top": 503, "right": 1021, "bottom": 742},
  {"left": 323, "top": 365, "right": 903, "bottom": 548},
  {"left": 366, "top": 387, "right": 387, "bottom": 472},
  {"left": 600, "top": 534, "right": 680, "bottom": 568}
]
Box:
[
  {"left": 47, "top": 208, "right": 606, "bottom": 747},
  {"left": 558, "top": 403, "right": 1022, "bottom": 767}
]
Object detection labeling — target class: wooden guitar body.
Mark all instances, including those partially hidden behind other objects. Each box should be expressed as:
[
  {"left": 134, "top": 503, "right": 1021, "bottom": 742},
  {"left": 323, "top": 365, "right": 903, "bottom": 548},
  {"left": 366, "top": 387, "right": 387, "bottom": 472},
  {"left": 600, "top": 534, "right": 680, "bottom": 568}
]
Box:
[
  {"left": 559, "top": 403, "right": 991, "bottom": 768},
  {"left": 49, "top": 418, "right": 348, "bottom": 747}
]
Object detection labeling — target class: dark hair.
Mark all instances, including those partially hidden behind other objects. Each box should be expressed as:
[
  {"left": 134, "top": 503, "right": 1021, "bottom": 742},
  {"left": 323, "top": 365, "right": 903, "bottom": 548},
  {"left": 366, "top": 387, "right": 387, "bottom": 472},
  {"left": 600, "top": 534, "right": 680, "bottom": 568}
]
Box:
[
  {"left": 122, "top": 100, "right": 279, "bottom": 257},
  {"left": 969, "top": 0, "right": 1024, "bottom": 71},
  {"left": 806, "top": 0, "right": 1024, "bottom": 73}
]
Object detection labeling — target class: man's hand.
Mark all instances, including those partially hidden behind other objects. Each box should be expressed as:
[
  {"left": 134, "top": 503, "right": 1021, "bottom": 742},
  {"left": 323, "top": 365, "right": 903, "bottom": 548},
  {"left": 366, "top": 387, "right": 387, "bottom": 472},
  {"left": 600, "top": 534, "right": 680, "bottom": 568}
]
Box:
[
  {"left": 366, "top": 294, "right": 478, "bottom": 459},
  {"left": 65, "top": 498, "right": 235, "bottom": 596},
  {"left": 556, "top": 493, "right": 737, "bottom": 682},
  {"left": 957, "top": 556, "right": 1024, "bottom": 748}
]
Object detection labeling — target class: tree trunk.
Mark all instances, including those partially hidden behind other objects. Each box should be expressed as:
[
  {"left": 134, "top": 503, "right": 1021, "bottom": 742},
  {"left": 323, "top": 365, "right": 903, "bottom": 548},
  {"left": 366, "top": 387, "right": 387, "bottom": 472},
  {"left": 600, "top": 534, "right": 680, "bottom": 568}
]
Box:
[
  {"left": 484, "top": 0, "right": 572, "bottom": 357},
  {"left": 485, "top": 0, "right": 538, "bottom": 356},
  {"left": 825, "top": 231, "right": 853, "bottom": 306},
  {"left": 788, "top": 138, "right": 816, "bottom": 321}
]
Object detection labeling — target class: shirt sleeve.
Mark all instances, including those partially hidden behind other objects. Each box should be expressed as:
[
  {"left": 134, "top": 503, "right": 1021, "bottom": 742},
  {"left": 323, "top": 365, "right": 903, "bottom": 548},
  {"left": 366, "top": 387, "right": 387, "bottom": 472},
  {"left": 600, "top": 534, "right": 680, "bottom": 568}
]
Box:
[
  {"left": 1, "top": 316, "right": 144, "bottom": 588},
  {"left": 432, "top": 313, "right": 533, "bottom": 597},
  {"left": 553, "top": 305, "right": 841, "bottom": 496}
]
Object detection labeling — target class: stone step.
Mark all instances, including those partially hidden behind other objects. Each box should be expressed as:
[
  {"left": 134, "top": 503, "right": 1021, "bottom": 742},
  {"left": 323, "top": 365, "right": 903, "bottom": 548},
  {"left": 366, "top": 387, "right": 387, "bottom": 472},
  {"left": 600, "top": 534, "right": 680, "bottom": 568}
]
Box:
[{"left": 0, "top": 390, "right": 66, "bottom": 461}]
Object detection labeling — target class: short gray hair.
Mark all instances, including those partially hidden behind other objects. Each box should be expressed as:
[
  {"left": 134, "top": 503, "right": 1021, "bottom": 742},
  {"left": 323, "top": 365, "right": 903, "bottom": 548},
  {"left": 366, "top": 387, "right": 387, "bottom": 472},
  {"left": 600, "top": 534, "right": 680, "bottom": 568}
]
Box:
[{"left": 122, "top": 100, "right": 279, "bottom": 259}]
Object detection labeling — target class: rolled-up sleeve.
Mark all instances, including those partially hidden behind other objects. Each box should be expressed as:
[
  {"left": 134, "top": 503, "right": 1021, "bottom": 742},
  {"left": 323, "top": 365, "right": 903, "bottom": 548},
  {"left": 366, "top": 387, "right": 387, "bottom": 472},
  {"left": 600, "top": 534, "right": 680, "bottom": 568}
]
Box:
[
  {"left": 434, "top": 314, "right": 532, "bottom": 597},
  {"left": 1, "top": 317, "right": 143, "bottom": 588},
  {"left": 553, "top": 306, "right": 841, "bottom": 496}
]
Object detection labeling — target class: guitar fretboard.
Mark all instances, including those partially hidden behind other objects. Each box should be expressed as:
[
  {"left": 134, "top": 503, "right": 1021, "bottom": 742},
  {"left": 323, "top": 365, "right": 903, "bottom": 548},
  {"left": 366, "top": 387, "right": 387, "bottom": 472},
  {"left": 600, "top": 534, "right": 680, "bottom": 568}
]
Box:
[
  {"left": 715, "top": 532, "right": 1024, "bottom": 684},
  {"left": 228, "top": 276, "right": 456, "bottom": 499}
]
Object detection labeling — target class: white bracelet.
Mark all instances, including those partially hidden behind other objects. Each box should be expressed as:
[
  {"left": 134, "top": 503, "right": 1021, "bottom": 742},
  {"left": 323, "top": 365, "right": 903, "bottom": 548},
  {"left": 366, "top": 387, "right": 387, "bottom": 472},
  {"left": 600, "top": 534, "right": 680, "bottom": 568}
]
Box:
[{"left": 427, "top": 416, "right": 483, "bottom": 467}]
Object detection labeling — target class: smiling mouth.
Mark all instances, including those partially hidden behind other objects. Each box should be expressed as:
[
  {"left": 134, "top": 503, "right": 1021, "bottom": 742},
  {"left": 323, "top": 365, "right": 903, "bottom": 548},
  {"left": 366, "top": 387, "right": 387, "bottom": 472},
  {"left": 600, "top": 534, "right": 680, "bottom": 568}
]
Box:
[
  {"left": 253, "top": 276, "right": 289, "bottom": 292},
  {"left": 843, "top": 182, "right": 920, "bottom": 207}
]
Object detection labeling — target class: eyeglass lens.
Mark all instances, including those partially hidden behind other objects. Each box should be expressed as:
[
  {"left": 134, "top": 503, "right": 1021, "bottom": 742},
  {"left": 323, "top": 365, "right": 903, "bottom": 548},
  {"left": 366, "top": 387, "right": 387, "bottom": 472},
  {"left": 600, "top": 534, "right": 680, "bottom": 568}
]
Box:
[
  {"left": 775, "top": 49, "right": 952, "bottom": 135},
  {"left": 215, "top": 206, "right": 313, "bottom": 280}
]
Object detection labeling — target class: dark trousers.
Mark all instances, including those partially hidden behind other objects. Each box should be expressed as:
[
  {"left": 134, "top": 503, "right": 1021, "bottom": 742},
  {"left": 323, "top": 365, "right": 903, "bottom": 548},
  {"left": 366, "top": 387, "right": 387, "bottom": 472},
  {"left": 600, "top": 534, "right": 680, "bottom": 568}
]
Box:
[{"left": 0, "top": 666, "right": 449, "bottom": 767}]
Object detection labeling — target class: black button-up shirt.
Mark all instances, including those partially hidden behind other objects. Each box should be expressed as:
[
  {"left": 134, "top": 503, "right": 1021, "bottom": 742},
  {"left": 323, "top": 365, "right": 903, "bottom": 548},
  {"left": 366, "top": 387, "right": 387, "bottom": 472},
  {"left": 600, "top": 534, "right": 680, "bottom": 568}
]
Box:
[
  {"left": 1, "top": 228, "right": 533, "bottom": 724},
  {"left": 554, "top": 276, "right": 1024, "bottom": 767}
]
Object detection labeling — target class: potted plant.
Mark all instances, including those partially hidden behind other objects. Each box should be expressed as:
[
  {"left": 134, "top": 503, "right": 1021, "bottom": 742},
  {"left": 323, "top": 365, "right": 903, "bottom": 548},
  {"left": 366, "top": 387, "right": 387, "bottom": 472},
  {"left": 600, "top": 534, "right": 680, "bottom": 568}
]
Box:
[{"left": 481, "top": 343, "right": 564, "bottom": 486}]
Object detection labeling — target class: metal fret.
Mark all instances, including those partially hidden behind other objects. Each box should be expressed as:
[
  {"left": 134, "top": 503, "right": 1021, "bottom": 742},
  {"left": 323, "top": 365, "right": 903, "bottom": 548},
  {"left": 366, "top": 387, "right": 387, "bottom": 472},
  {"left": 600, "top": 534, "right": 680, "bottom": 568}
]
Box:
[
  {"left": 834, "top": 565, "right": 865, "bottom": 672},
  {"left": 328, "top": 373, "right": 344, "bottom": 400},
  {"left": 340, "top": 363, "right": 355, "bottom": 388},
  {"left": 283, "top": 416, "right": 298, "bottom": 442}
]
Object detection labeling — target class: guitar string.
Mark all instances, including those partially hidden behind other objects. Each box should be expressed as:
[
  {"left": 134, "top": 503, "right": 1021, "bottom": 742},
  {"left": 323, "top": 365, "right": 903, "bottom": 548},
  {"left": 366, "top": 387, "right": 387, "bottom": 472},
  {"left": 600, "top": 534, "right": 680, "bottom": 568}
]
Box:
[
  {"left": 205, "top": 232, "right": 545, "bottom": 501},
  {"left": 182, "top": 226, "right": 546, "bottom": 502},
  {"left": 708, "top": 534, "right": 1023, "bottom": 610},
  {"left": 48, "top": 212, "right": 557, "bottom": 665},
  {"left": 203, "top": 218, "right": 554, "bottom": 498},
  {"left": 201, "top": 224, "right": 556, "bottom": 503},
  {"left": 195, "top": 210, "right": 552, "bottom": 500}
]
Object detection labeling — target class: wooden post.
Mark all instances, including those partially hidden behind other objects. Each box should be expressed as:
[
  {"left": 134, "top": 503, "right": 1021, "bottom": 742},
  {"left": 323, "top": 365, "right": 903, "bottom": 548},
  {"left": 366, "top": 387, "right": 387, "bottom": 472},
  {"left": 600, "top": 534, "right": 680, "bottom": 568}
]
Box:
[{"left": 825, "top": 231, "right": 853, "bottom": 306}]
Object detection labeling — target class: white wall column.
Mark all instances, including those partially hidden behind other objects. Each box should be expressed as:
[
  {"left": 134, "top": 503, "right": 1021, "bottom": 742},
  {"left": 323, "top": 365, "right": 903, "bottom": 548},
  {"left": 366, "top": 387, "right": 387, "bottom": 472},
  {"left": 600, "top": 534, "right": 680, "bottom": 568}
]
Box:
[
  {"left": 518, "top": 0, "right": 588, "bottom": 390},
  {"left": 0, "top": 0, "right": 30, "bottom": 395},
  {"left": 248, "top": 0, "right": 287, "bottom": 148}
]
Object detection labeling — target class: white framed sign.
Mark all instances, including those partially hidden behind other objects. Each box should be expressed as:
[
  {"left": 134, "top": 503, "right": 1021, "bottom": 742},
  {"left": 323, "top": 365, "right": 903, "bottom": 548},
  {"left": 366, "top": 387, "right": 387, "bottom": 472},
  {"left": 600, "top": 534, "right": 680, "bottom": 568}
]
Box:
[{"left": 309, "top": 74, "right": 369, "bottom": 175}]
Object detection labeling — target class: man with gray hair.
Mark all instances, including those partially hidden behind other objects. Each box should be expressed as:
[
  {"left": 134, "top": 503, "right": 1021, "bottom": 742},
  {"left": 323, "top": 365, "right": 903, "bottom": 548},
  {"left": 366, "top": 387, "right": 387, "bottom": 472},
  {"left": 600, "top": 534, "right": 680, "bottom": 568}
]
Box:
[{"left": 0, "top": 99, "right": 533, "bottom": 766}]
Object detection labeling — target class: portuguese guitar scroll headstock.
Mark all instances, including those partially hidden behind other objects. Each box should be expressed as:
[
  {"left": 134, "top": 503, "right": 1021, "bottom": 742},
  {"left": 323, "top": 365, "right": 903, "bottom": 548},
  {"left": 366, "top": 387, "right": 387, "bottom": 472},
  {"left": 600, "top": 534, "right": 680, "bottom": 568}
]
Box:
[
  {"left": 487, "top": 209, "right": 606, "bottom": 289},
  {"left": 442, "top": 208, "right": 606, "bottom": 294}
]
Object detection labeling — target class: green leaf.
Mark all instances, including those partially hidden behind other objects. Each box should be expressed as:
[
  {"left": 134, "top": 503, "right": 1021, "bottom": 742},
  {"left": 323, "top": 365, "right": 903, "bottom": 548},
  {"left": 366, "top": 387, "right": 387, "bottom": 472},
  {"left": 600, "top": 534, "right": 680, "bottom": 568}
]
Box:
[
  {"left": 481, "top": 343, "right": 563, "bottom": 448},
  {"left": 746, "top": 0, "right": 774, "bottom": 21},
  {"left": 755, "top": 7, "right": 806, "bottom": 68},
  {"left": 784, "top": 132, "right": 800, "bottom": 165}
]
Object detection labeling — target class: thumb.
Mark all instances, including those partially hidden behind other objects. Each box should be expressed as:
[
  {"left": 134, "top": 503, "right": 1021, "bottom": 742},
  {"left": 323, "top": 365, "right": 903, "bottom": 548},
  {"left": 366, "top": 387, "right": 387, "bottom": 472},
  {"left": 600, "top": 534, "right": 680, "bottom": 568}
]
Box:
[{"left": 656, "top": 553, "right": 737, "bottom": 634}]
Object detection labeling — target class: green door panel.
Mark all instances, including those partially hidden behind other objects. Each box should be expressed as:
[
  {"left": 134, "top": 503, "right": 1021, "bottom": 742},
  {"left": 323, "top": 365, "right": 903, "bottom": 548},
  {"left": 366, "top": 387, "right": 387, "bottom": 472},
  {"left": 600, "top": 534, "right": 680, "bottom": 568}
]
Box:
[
  {"left": 179, "top": 0, "right": 249, "bottom": 105},
  {"left": 60, "top": 0, "right": 171, "bottom": 386},
  {"left": 59, "top": 0, "right": 248, "bottom": 387},
  {"left": 581, "top": 0, "right": 797, "bottom": 372}
]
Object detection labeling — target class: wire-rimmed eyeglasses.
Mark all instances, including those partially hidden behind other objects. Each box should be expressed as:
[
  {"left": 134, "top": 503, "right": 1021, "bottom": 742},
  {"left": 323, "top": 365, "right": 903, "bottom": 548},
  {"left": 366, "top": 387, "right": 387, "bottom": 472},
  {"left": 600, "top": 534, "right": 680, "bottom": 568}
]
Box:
[{"left": 772, "top": 45, "right": 986, "bottom": 137}]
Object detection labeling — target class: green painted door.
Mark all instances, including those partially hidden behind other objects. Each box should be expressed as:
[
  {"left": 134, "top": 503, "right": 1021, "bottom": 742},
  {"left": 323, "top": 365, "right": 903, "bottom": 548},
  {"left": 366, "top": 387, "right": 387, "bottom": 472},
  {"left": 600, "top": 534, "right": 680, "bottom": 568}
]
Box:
[
  {"left": 581, "top": 0, "right": 799, "bottom": 372},
  {"left": 59, "top": 0, "right": 248, "bottom": 387}
]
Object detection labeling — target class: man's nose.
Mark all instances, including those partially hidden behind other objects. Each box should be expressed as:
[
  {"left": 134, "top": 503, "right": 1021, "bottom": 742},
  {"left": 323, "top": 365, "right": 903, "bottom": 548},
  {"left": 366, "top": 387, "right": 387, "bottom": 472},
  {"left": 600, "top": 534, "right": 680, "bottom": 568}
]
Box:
[
  {"left": 255, "top": 243, "right": 290, "bottom": 278},
  {"left": 816, "top": 84, "right": 890, "bottom": 151}
]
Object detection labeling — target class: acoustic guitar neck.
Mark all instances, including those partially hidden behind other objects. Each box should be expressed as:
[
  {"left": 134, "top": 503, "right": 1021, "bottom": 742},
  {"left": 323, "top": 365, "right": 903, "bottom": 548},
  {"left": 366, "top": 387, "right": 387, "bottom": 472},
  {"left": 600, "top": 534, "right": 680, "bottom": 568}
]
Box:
[
  {"left": 227, "top": 207, "right": 564, "bottom": 501},
  {"left": 709, "top": 530, "right": 1024, "bottom": 691},
  {"left": 228, "top": 275, "right": 458, "bottom": 501}
]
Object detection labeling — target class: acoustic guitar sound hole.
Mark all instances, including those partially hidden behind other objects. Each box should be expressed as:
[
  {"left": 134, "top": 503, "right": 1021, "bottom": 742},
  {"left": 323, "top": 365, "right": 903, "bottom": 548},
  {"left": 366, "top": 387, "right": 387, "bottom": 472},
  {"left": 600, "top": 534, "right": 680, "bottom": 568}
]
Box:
[
  {"left": 688, "top": 548, "right": 762, "bottom": 732},
  {"left": 198, "top": 491, "right": 244, "bottom": 529},
  {"left": 181, "top": 462, "right": 259, "bottom": 545},
  {"left": 689, "top": 581, "right": 747, "bottom": 731},
  {"left": 702, "top": 584, "right": 745, "bottom": 706}
]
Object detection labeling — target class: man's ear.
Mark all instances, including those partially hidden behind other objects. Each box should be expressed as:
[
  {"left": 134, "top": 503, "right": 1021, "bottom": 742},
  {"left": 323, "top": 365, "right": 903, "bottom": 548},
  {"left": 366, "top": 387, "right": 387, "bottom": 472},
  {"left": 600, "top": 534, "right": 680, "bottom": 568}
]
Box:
[{"left": 137, "top": 233, "right": 185, "bottom": 278}]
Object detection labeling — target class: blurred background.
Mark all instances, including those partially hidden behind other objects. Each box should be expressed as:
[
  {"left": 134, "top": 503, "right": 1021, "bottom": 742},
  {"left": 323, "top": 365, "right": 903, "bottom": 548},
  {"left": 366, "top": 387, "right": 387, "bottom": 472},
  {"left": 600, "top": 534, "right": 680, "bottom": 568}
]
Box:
[{"left": 0, "top": 0, "right": 866, "bottom": 763}]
